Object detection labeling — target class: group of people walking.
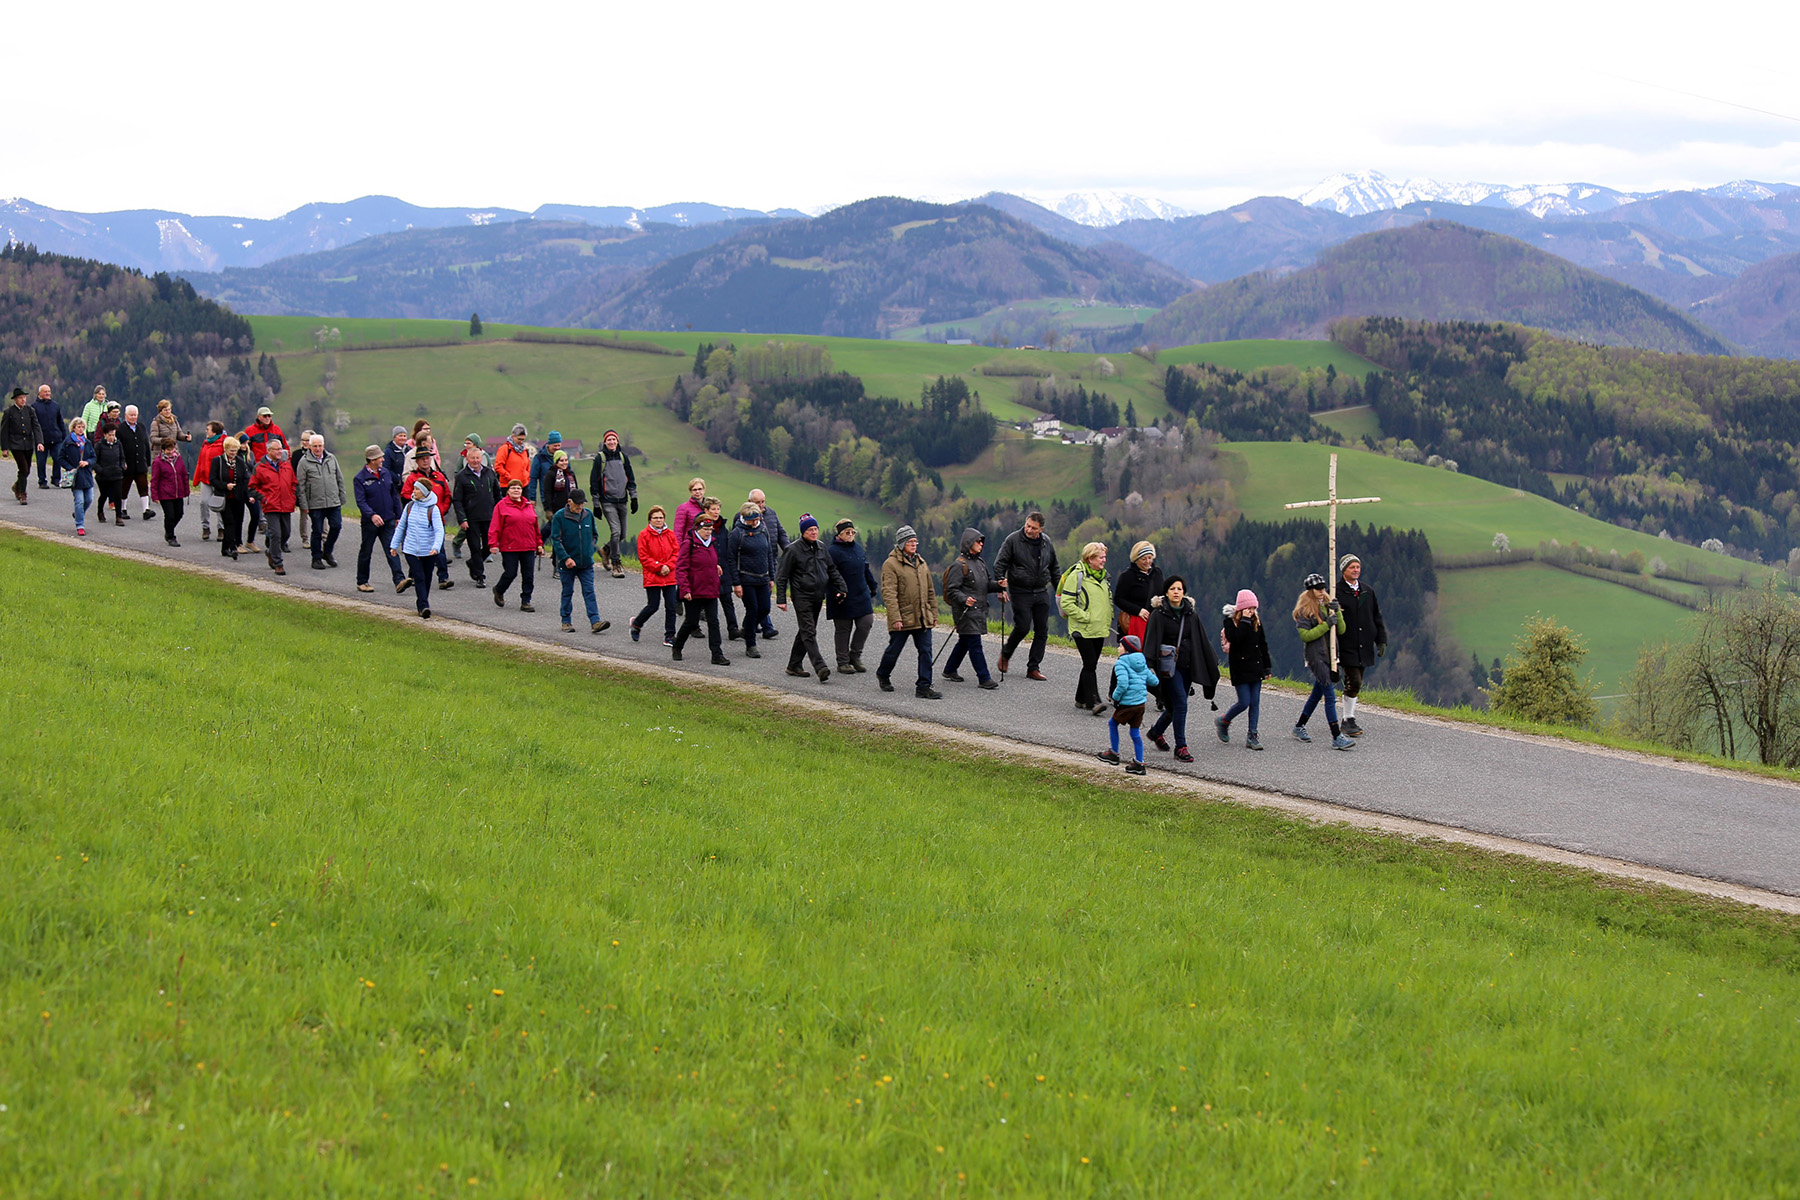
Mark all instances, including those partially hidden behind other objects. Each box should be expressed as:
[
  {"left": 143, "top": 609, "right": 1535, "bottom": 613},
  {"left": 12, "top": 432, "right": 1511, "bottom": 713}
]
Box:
[{"left": 13, "top": 387, "right": 1388, "bottom": 772}]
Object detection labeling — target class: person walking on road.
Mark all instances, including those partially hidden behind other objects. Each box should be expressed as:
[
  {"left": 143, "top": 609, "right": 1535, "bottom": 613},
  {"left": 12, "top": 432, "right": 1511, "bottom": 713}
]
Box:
[
  {"left": 494, "top": 424, "right": 532, "bottom": 492},
  {"left": 296, "top": 434, "right": 345, "bottom": 569},
  {"left": 672, "top": 498, "right": 729, "bottom": 665},
  {"left": 93, "top": 424, "right": 130, "bottom": 526},
  {"left": 1336, "top": 553, "right": 1386, "bottom": 738},
  {"left": 775, "top": 514, "right": 845, "bottom": 682},
  {"left": 391, "top": 479, "right": 445, "bottom": 618},
  {"left": 630, "top": 504, "right": 680, "bottom": 645},
  {"left": 191, "top": 422, "right": 227, "bottom": 541},
  {"left": 1112, "top": 541, "right": 1164, "bottom": 648},
  {"left": 726, "top": 488, "right": 788, "bottom": 642},
  {"left": 239, "top": 407, "right": 286, "bottom": 465},
  {"left": 2, "top": 388, "right": 45, "bottom": 504},
  {"left": 80, "top": 387, "right": 107, "bottom": 447},
  {"left": 589, "top": 430, "right": 637, "bottom": 578},
  {"left": 528, "top": 432, "right": 564, "bottom": 549},
  {"left": 551, "top": 488, "right": 609, "bottom": 634},
  {"left": 116, "top": 406, "right": 158, "bottom": 521},
  {"left": 404, "top": 438, "right": 455, "bottom": 590},
  {"left": 1217, "top": 590, "right": 1272, "bottom": 751},
  {"left": 942, "top": 527, "right": 1004, "bottom": 690},
  {"left": 150, "top": 439, "right": 189, "bottom": 546},
  {"left": 209, "top": 436, "right": 252, "bottom": 556},
  {"left": 994, "top": 510, "right": 1059, "bottom": 681},
  {"left": 383, "top": 426, "right": 411, "bottom": 480},
  {"left": 875, "top": 525, "right": 941, "bottom": 699},
  {"left": 538, "top": 449, "right": 577, "bottom": 549},
  {"left": 1293, "top": 573, "right": 1355, "bottom": 750},
  {"left": 826, "top": 518, "right": 877, "bottom": 673},
  {"left": 1059, "top": 541, "right": 1114, "bottom": 715},
  {"left": 32, "top": 385, "right": 66, "bottom": 490},
  {"left": 1097, "top": 634, "right": 1157, "bottom": 776},
  {"left": 57, "top": 418, "right": 94, "bottom": 534},
  {"left": 353, "top": 446, "right": 408, "bottom": 594},
  {"left": 722, "top": 502, "right": 778, "bottom": 660},
  {"left": 453, "top": 444, "right": 500, "bottom": 588},
  {"left": 149, "top": 398, "right": 190, "bottom": 453},
  {"left": 487, "top": 479, "right": 539, "bottom": 612},
  {"left": 252, "top": 441, "right": 297, "bottom": 574},
  {"left": 1144, "top": 576, "right": 1220, "bottom": 764}
]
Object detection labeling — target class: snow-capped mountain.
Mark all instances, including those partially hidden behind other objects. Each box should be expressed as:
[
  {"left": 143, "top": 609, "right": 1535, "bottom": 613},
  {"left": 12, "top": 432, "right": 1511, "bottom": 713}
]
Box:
[
  {"left": 1030, "top": 192, "right": 1195, "bottom": 227},
  {"left": 1699, "top": 180, "right": 1799, "bottom": 202},
  {"left": 1298, "top": 170, "right": 1655, "bottom": 218}
]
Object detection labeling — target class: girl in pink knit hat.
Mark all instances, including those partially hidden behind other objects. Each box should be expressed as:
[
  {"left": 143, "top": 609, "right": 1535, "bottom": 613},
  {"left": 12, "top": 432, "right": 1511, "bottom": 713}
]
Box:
[{"left": 1217, "top": 589, "right": 1272, "bottom": 750}]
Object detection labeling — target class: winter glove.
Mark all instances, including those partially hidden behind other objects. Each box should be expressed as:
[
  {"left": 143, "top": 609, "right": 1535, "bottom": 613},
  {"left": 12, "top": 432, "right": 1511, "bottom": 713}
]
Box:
[
  {"left": 629, "top": 497, "right": 638, "bottom": 514},
  {"left": 1377, "top": 643, "right": 1386, "bottom": 658}
]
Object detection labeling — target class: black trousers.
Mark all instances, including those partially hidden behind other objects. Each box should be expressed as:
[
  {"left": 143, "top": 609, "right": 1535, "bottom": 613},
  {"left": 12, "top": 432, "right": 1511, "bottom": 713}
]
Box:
[
  {"left": 1073, "top": 634, "right": 1106, "bottom": 707},
  {"left": 10, "top": 449, "right": 32, "bottom": 495},
  {"left": 1001, "top": 589, "right": 1051, "bottom": 669},
  {"left": 462, "top": 523, "right": 490, "bottom": 581},
  {"left": 495, "top": 550, "right": 535, "bottom": 603},
  {"left": 787, "top": 595, "right": 826, "bottom": 672},
  {"left": 221, "top": 496, "right": 246, "bottom": 551},
  {"left": 161, "top": 498, "right": 184, "bottom": 541},
  {"left": 674, "top": 596, "right": 722, "bottom": 657},
  {"left": 310, "top": 506, "right": 343, "bottom": 562}
]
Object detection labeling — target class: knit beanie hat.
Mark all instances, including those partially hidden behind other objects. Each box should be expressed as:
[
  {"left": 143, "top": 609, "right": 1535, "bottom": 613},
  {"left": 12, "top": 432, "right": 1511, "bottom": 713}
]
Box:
[
  {"left": 1130, "top": 540, "right": 1156, "bottom": 563},
  {"left": 603, "top": 429, "right": 619, "bottom": 443},
  {"left": 894, "top": 524, "right": 917, "bottom": 548},
  {"left": 392, "top": 426, "right": 408, "bottom": 438},
  {"left": 1339, "top": 553, "right": 1361, "bottom": 572},
  {"left": 1235, "top": 588, "right": 1259, "bottom": 610},
  {"left": 546, "top": 431, "right": 562, "bottom": 444},
  {"left": 554, "top": 450, "right": 568, "bottom": 463},
  {"left": 799, "top": 514, "right": 819, "bottom": 533},
  {"left": 411, "top": 479, "right": 434, "bottom": 502},
  {"left": 1121, "top": 634, "right": 1142, "bottom": 654}
]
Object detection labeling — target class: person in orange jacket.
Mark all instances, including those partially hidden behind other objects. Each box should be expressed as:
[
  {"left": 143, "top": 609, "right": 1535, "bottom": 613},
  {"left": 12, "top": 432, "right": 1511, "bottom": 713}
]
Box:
[
  {"left": 494, "top": 423, "right": 533, "bottom": 491},
  {"left": 630, "top": 504, "right": 681, "bottom": 645}
]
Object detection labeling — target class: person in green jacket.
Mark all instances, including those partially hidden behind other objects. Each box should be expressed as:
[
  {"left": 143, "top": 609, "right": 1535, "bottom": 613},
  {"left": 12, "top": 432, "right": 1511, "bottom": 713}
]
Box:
[
  {"left": 1293, "top": 573, "right": 1355, "bottom": 750},
  {"left": 1058, "top": 542, "right": 1115, "bottom": 716},
  {"left": 551, "top": 488, "right": 610, "bottom": 634}
]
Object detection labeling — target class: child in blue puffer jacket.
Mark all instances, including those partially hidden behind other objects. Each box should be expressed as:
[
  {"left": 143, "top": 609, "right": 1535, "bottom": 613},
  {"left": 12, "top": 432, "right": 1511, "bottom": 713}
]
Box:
[{"left": 1099, "top": 634, "right": 1159, "bottom": 776}]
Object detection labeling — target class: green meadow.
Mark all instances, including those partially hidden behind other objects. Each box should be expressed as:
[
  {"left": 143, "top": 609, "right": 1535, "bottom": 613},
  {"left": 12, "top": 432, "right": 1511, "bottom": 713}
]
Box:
[
  {"left": 2, "top": 532, "right": 1797, "bottom": 1195},
  {"left": 1313, "top": 405, "right": 1384, "bottom": 443},
  {"left": 1160, "top": 339, "right": 1380, "bottom": 378}
]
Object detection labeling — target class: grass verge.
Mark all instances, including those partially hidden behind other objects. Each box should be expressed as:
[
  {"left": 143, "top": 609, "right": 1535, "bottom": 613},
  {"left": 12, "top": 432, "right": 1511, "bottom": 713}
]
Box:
[{"left": 1, "top": 531, "right": 1796, "bottom": 1195}]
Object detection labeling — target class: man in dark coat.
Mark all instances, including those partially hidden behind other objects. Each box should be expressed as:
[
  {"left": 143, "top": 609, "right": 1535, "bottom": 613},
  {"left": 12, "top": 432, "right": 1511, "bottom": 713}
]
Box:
[
  {"left": 721, "top": 502, "right": 778, "bottom": 659},
  {"left": 117, "top": 405, "right": 156, "bottom": 520},
  {"left": 775, "top": 515, "right": 846, "bottom": 682},
  {"left": 994, "top": 510, "right": 1059, "bottom": 680},
  {"left": 1, "top": 388, "right": 44, "bottom": 503},
  {"left": 942, "top": 528, "right": 1005, "bottom": 689},
  {"left": 453, "top": 445, "right": 501, "bottom": 587},
  {"left": 31, "top": 385, "right": 66, "bottom": 489},
  {"left": 1336, "top": 553, "right": 1387, "bottom": 738}
]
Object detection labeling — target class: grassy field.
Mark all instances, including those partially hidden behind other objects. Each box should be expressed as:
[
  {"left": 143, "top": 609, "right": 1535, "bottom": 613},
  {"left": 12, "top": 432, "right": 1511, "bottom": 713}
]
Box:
[
  {"left": 1437, "top": 563, "right": 1695, "bottom": 699},
  {"left": 888, "top": 299, "right": 1160, "bottom": 343},
  {"left": 3, "top": 532, "right": 1798, "bottom": 1194},
  {"left": 1313, "top": 405, "right": 1383, "bottom": 443},
  {"left": 1161, "top": 340, "right": 1380, "bottom": 378},
  {"left": 938, "top": 430, "right": 1094, "bottom": 503}
]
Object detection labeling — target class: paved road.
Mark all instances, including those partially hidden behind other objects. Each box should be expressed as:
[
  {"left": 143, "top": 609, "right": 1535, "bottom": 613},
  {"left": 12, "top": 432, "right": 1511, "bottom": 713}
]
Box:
[{"left": 11, "top": 491, "right": 1800, "bottom": 896}]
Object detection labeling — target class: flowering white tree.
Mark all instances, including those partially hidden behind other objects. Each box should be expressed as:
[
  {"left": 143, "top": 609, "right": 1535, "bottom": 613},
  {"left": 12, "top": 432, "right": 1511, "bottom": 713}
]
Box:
[{"left": 1492, "top": 532, "right": 1510, "bottom": 551}]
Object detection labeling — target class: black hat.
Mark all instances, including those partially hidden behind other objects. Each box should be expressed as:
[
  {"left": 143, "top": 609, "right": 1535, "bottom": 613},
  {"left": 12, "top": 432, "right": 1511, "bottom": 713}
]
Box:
[
  {"left": 1304, "top": 572, "right": 1328, "bottom": 590},
  {"left": 567, "top": 488, "right": 586, "bottom": 505},
  {"left": 7, "top": 387, "right": 25, "bottom": 399}
]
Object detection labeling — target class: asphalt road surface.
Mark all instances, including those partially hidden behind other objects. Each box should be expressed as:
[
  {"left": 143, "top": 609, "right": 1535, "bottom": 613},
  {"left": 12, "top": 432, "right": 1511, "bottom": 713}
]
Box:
[{"left": 11, "top": 489, "right": 1800, "bottom": 897}]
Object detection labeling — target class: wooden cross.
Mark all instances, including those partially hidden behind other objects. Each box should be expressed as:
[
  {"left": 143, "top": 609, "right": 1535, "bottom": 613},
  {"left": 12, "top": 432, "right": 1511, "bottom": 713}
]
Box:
[{"left": 1284, "top": 452, "right": 1381, "bottom": 670}]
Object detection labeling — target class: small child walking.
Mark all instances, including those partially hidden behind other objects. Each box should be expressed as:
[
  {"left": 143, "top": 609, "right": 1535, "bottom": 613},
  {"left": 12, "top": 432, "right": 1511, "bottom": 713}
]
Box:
[
  {"left": 1098, "top": 634, "right": 1159, "bottom": 776},
  {"left": 1217, "top": 589, "right": 1272, "bottom": 750},
  {"left": 1293, "top": 573, "right": 1356, "bottom": 751}
]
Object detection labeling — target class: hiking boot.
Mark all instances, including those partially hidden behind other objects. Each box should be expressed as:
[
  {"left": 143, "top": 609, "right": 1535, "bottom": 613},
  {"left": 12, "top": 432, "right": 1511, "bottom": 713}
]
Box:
[
  {"left": 711, "top": 654, "right": 732, "bottom": 666},
  {"left": 1096, "top": 750, "right": 1120, "bottom": 765},
  {"left": 519, "top": 602, "right": 535, "bottom": 612},
  {"left": 1125, "top": 760, "right": 1147, "bottom": 776},
  {"left": 562, "top": 623, "right": 575, "bottom": 632},
  {"left": 1344, "top": 718, "right": 1364, "bottom": 737},
  {"left": 1151, "top": 734, "right": 1171, "bottom": 752},
  {"left": 745, "top": 646, "right": 761, "bottom": 658},
  {"left": 1174, "top": 747, "right": 1194, "bottom": 764},
  {"left": 877, "top": 676, "right": 895, "bottom": 692},
  {"left": 941, "top": 670, "right": 965, "bottom": 683},
  {"left": 1246, "top": 734, "right": 1264, "bottom": 751},
  {"left": 357, "top": 583, "right": 375, "bottom": 593},
  {"left": 1332, "top": 734, "right": 1357, "bottom": 751},
  {"left": 495, "top": 592, "right": 507, "bottom": 608},
  {"left": 439, "top": 579, "right": 455, "bottom": 589},
  {"left": 1293, "top": 724, "right": 1312, "bottom": 743},
  {"left": 915, "top": 687, "right": 943, "bottom": 700},
  {"left": 1216, "top": 716, "right": 1230, "bottom": 744},
  {"left": 979, "top": 679, "right": 1000, "bottom": 690},
  {"left": 817, "top": 666, "right": 831, "bottom": 683},
  {"left": 848, "top": 656, "right": 866, "bottom": 673},
  {"left": 671, "top": 646, "right": 683, "bottom": 661},
  {"left": 786, "top": 667, "right": 809, "bottom": 678},
  {"left": 397, "top": 579, "right": 413, "bottom": 594},
  {"left": 201, "top": 529, "right": 210, "bottom": 541},
  {"left": 591, "top": 621, "right": 609, "bottom": 634}
]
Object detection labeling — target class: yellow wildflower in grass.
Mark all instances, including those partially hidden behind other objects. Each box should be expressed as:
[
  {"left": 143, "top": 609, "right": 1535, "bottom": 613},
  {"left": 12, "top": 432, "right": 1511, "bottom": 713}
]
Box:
[{"left": 492, "top": 989, "right": 504, "bottom": 997}]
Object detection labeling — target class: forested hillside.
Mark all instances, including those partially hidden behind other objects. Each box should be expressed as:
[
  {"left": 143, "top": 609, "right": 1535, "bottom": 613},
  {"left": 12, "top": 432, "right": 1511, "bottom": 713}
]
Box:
[
  {"left": 1335, "top": 318, "right": 1800, "bottom": 560},
  {"left": 1, "top": 243, "right": 273, "bottom": 428},
  {"left": 1693, "top": 252, "right": 1800, "bottom": 358},
  {"left": 584, "top": 198, "right": 1192, "bottom": 337},
  {"left": 1142, "top": 223, "right": 1735, "bottom": 354}
]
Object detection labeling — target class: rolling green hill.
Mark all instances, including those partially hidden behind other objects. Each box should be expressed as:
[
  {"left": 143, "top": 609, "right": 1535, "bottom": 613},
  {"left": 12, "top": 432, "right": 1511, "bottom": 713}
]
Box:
[{"left": 1143, "top": 222, "right": 1735, "bottom": 354}]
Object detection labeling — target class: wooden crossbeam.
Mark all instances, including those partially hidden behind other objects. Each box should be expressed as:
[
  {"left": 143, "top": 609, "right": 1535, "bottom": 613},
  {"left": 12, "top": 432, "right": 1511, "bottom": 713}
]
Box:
[{"left": 1283, "top": 453, "right": 1381, "bottom": 670}]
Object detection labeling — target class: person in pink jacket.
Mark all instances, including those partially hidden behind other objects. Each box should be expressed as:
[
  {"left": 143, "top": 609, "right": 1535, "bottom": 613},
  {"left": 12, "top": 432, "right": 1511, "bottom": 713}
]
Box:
[
  {"left": 487, "top": 479, "right": 539, "bottom": 612},
  {"left": 630, "top": 504, "right": 681, "bottom": 645},
  {"left": 149, "top": 439, "right": 190, "bottom": 546}
]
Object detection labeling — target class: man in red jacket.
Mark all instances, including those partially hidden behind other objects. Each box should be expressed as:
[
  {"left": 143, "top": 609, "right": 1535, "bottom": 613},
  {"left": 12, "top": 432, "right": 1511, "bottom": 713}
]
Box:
[
  {"left": 404, "top": 436, "right": 455, "bottom": 590},
  {"left": 252, "top": 441, "right": 298, "bottom": 574}
]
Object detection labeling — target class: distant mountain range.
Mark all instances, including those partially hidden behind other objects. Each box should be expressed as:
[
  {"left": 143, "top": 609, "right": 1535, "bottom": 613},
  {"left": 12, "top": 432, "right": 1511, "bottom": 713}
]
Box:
[
  {"left": 1296, "top": 169, "right": 1797, "bottom": 218},
  {"left": 1141, "top": 222, "right": 1735, "bottom": 356},
  {"left": 0, "top": 195, "right": 806, "bottom": 274}
]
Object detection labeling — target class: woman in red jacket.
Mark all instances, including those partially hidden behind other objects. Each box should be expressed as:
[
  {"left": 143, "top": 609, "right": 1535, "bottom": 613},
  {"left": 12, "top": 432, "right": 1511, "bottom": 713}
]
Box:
[
  {"left": 630, "top": 503, "right": 681, "bottom": 645},
  {"left": 487, "top": 479, "right": 539, "bottom": 612}
]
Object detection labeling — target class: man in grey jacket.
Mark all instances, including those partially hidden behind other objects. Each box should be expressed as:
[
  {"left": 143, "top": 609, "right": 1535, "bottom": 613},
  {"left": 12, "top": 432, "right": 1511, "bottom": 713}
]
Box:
[
  {"left": 994, "top": 510, "right": 1057, "bottom": 681},
  {"left": 296, "top": 434, "right": 346, "bottom": 568}
]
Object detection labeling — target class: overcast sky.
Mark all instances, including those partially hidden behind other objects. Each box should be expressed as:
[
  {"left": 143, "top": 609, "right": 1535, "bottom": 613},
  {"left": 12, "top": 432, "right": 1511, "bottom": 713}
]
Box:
[{"left": 11, "top": 0, "right": 1799, "bottom": 218}]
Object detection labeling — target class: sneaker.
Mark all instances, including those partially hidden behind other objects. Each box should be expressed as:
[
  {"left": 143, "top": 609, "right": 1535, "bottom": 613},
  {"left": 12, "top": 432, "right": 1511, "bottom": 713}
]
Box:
[
  {"left": 1174, "top": 747, "right": 1194, "bottom": 764},
  {"left": 711, "top": 654, "right": 732, "bottom": 666},
  {"left": 1344, "top": 718, "right": 1364, "bottom": 737},
  {"left": 312, "top": 561, "right": 329, "bottom": 570},
  {"left": 915, "top": 687, "right": 943, "bottom": 700},
  {"left": 562, "top": 623, "right": 575, "bottom": 632},
  {"left": 1151, "top": 735, "right": 1170, "bottom": 752},
  {"left": 877, "top": 676, "right": 895, "bottom": 692},
  {"left": 439, "top": 580, "right": 455, "bottom": 590},
  {"left": 941, "top": 670, "right": 965, "bottom": 683},
  {"left": 1332, "top": 734, "right": 1357, "bottom": 751},
  {"left": 1125, "top": 760, "right": 1148, "bottom": 776},
  {"left": 1246, "top": 735, "right": 1264, "bottom": 751},
  {"left": 420, "top": 608, "right": 431, "bottom": 619},
  {"left": 979, "top": 679, "right": 1000, "bottom": 690},
  {"left": 473, "top": 578, "right": 488, "bottom": 589},
  {"left": 165, "top": 536, "right": 179, "bottom": 547},
  {"left": 1096, "top": 750, "right": 1120, "bottom": 765},
  {"left": 745, "top": 646, "right": 761, "bottom": 658},
  {"left": 591, "top": 621, "right": 609, "bottom": 634},
  {"left": 1293, "top": 724, "right": 1312, "bottom": 743},
  {"left": 761, "top": 628, "right": 780, "bottom": 640},
  {"left": 519, "top": 603, "right": 535, "bottom": 613},
  {"left": 453, "top": 544, "right": 463, "bottom": 559},
  {"left": 629, "top": 623, "right": 640, "bottom": 641},
  {"left": 397, "top": 579, "right": 414, "bottom": 594},
  {"left": 1216, "top": 716, "right": 1230, "bottom": 744},
  {"left": 817, "top": 666, "right": 831, "bottom": 683},
  {"left": 75, "top": 527, "right": 86, "bottom": 536},
  {"left": 357, "top": 583, "right": 375, "bottom": 592},
  {"left": 662, "top": 637, "right": 674, "bottom": 648},
  {"left": 201, "top": 530, "right": 210, "bottom": 541}
]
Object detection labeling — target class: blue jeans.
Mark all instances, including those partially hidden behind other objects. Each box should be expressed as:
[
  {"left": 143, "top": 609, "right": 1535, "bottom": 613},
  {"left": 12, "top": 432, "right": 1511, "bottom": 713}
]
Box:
[
  {"left": 737, "top": 582, "right": 772, "bottom": 649},
  {"left": 1222, "top": 680, "right": 1261, "bottom": 734},
  {"left": 561, "top": 565, "right": 599, "bottom": 625},
  {"left": 877, "top": 628, "right": 935, "bottom": 689},
  {"left": 71, "top": 484, "right": 93, "bottom": 528},
  {"left": 310, "top": 506, "right": 343, "bottom": 563},
  {"left": 1299, "top": 679, "right": 1340, "bottom": 729},
  {"left": 1149, "top": 668, "right": 1189, "bottom": 747},
  {"left": 944, "top": 632, "right": 992, "bottom": 682}
]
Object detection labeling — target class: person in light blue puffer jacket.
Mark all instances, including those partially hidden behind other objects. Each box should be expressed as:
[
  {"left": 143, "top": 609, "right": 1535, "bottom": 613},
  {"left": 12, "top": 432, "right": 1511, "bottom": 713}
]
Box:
[
  {"left": 1099, "top": 634, "right": 1159, "bottom": 776},
  {"left": 389, "top": 479, "right": 445, "bottom": 617}
]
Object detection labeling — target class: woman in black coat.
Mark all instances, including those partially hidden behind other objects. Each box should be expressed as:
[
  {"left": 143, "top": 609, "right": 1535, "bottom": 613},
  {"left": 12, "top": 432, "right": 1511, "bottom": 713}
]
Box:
[
  {"left": 210, "top": 437, "right": 253, "bottom": 557},
  {"left": 1142, "top": 575, "right": 1220, "bottom": 762},
  {"left": 1111, "top": 540, "right": 1164, "bottom": 645}
]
